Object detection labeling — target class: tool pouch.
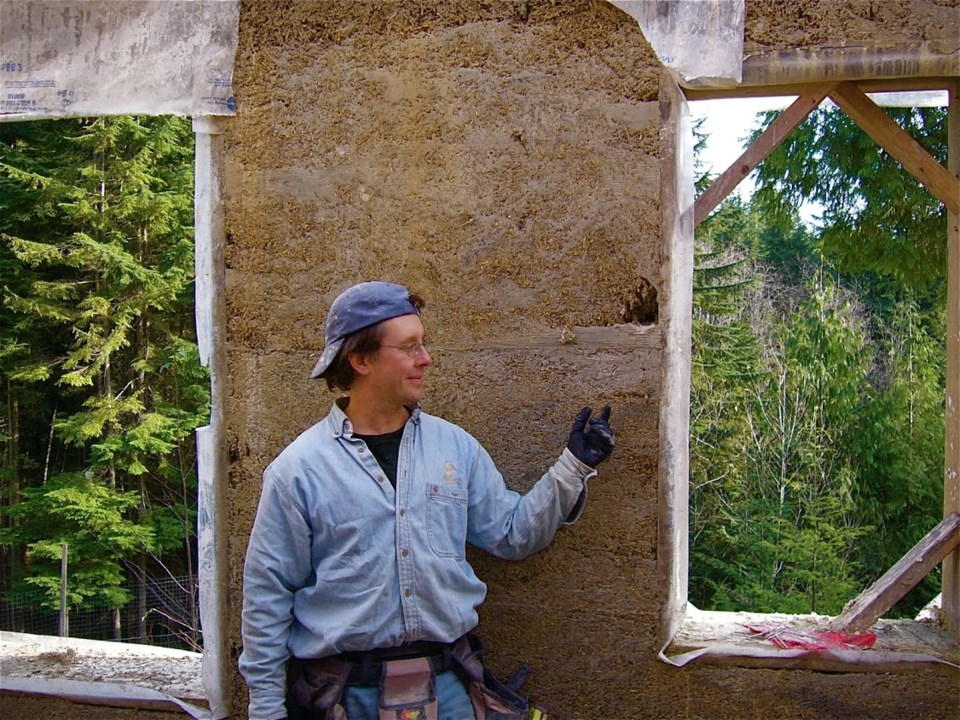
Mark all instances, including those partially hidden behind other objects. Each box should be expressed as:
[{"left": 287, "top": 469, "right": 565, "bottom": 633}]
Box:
[
  {"left": 289, "top": 657, "right": 351, "bottom": 720},
  {"left": 377, "top": 656, "right": 439, "bottom": 720},
  {"left": 452, "top": 634, "right": 543, "bottom": 720}
]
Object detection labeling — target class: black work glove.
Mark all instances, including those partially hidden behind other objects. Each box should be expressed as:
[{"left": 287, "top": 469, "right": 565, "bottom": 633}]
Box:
[{"left": 567, "top": 405, "right": 615, "bottom": 468}]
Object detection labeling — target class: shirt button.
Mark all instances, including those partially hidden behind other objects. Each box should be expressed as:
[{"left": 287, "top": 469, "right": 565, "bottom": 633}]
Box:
[
  {"left": 401, "top": 549, "right": 409, "bottom": 558},
  {"left": 378, "top": 476, "right": 385, "bottom": 483},
  {"left": 399, "top": 509, "right": 405, "bottom": 517},
  {"left": 404, "top": 588, "right": 412, "bottom": 598}
]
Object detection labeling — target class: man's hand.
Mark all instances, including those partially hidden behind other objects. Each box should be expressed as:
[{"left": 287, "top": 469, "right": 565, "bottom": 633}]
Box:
[{"left": 567, "top": 405, "right": 615, "bottom": 468}]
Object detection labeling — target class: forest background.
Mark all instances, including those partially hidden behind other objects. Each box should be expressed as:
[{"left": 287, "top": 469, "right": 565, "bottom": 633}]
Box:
[
  {"left": 0, "top": 102, "right": 949, "bottom": 649},
  {"left": 0, "top": 116, "right": 208, "bottom": 648}
]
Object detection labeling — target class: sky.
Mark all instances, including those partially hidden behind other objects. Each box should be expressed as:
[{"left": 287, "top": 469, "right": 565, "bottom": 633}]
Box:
[{"left": 688, "top": 95, "right": 793, "bottom": 205}]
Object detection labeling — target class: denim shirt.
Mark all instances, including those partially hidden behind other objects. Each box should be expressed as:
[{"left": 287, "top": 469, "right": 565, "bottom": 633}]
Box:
[{"left": 239, "top": 402, "right": 596, "bottom": 720}]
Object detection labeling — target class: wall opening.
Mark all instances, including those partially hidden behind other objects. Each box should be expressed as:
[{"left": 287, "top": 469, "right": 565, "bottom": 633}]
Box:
[
  {"left": 0, "top": 113, "right": 218, "bottom": 717},
  {"left": 658, "top": 78, "right": 960, "bottom": 671}
]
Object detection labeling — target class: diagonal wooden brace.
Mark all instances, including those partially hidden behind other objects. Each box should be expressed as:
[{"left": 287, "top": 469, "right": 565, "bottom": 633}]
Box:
[
  {"left": 832, "top": 512, "right": 960, "bottom": 633},
  {"left": 694, "top": 82, "right": 837, "bottom": 227},
  {"left": 830, "top": 81, "right": 960, "bottom": 215}
]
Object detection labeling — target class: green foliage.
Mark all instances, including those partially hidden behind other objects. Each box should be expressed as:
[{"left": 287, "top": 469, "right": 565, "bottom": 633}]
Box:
[
  {"left": 0, "top": 473, "right": 153, "bottom": 610},
  {"left": 692, "top": 248, "right": 871, "bottom": 614},
  {"left": 751, "top": 106, "right": 947, "bottom": 289},
  {"left": 849, "top": 293, "right": 945, "bottom": 613},
  {"left": 0, "top": 117, "right": 207, "bottom": 617},
  {"left": 690, "top": 102, "right": 946, "bottom": 618},
  {"left": 689, "top": 199, "right": 763, "bottom": 596}
]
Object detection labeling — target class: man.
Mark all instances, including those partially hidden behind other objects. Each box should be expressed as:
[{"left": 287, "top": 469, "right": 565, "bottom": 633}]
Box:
[{"left": 240, "top": 281, "right": 615, "bottom": 720}]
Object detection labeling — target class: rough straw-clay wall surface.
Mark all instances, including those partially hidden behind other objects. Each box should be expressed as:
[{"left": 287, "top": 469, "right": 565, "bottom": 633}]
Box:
[
  {"left": 225, "top": 3, "right": 662, "bottom": 716},
  {"left": 222, "top": 1, "right": 959, "bottom": 718},
  {"left": 742, "top": 0, "right": 959, "bottom": 48}
]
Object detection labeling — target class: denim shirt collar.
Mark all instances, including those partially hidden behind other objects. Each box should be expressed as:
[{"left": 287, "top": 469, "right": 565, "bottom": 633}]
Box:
[{"left": 327, "top": 397, "right": 422, "bottom": 438}]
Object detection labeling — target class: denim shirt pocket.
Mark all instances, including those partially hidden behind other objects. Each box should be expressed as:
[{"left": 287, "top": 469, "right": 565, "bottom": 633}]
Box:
[{"left": 425, "top": 480, "right": 468, "bottom": 560}]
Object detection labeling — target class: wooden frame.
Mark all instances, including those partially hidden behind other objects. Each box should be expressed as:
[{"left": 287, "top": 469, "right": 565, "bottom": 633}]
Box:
[
  {"left": 692, "top": 79, "right": 960, "bottom": 639},
  {"left": 832, "top": 513, "right": 960, "bottom": 633},
  {"left": 830, "top": 82, "right": 959, "bottom": 214},
  {"left": 945, "top": 82, "right": 960, "bottom": 637},
  {"left": 694, "top": 81, "right": 960, "bottom": 227},
  {"left": 693, "top": 82, "right": 837, "bottom": 226}
]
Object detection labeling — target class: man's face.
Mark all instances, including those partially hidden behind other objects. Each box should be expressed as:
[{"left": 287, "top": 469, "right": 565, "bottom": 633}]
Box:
[{"left": 365, "top": 314, "right": 432, "bottom": 406}]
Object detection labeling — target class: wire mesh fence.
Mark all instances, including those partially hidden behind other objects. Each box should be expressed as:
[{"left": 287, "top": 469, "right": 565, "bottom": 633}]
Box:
[{"left": 0, "top": 574, "right": 201, "bottom": 652}]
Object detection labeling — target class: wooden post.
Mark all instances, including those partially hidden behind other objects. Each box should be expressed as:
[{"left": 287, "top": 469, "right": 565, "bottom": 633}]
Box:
[
  {"left": 58, "top": 542, "right": 68, "bottom": 638},
  {"left": 944, "top": 80, "right": 960, "bottom": 640}
]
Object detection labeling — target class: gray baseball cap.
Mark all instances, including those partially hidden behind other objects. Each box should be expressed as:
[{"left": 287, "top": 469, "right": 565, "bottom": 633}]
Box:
[{"left": 310, "top": 281, "right": 420, "bottom": 378}]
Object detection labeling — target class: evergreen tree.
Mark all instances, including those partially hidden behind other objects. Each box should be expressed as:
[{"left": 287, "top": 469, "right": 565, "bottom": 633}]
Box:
[
  {"left": 691, "top": 101, "right": 947, "bottom": 618},
  {"left": 688, "top": 198, "right": 764, "bottom": 609},
  {"left": 0, "top": 117, "right": 207, "bottom": 641},
  {"left": 751, "top": 102, "right": 947, "bottom": 616},
  {"left": 849, "top": 292, "right": 945, "bottom": 614},
  {"left": 752, "top": 105, "right": 948, "bottom": 290},
  {"left": 3, "top": 472, "right": 152, "bottom": 611},
  {"left": 763, "top": 271, "right": 871, "bottom": 613},
  {"left": 692, "top": 245, "right": 871, "bottom": 614}
]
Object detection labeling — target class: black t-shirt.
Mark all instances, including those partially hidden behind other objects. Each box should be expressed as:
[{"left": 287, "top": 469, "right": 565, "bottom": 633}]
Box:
[{"left": 354, "top": 427, "right": 405, "bottom": 488}]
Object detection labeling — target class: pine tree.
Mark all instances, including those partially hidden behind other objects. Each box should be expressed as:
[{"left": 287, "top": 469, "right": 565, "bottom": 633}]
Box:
[
  {"left": 691, "top": 107, "right": 881, "bottom": 613},
  {"left": 694, "top": 264, "right": 875, "bottom": 614},
  {"left": 688, "top": 197, "right": 764, "bottom": 609},
  {"left": 849, "top": 292, "right": 945, "bottom": 615},
  {"left": 752, "top": 105, "right": 948, "bottom": 289}
]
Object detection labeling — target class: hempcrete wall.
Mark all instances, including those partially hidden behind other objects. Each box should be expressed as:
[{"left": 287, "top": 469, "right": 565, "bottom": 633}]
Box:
[{"left": 221, "top": 1, "right": 959, "bottom": 718}]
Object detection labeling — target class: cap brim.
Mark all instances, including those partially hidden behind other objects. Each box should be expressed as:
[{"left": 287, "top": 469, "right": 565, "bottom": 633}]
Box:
[{"left": 310, "top": 338, "right": 345, "bottom": 379}]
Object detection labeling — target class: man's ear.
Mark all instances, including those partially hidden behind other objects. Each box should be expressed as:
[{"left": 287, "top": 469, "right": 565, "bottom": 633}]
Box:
[{"left": 347, "top": 352, "right": 372, "bottom": 377}]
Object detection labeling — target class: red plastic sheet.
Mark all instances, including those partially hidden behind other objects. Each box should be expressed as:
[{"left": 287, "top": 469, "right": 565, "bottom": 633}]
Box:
[{"left": 744, "top": 624, "right": 877, "bottom": 650}]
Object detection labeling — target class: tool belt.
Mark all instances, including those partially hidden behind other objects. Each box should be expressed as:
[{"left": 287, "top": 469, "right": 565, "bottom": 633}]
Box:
[
  {"left": 288, "top": 634, "right": 545, "bottom": 720},
  {"left": 451, "top": 633, "right": 541, "bottom": 720},
  {"left": 339, "top": 641, "right": 455, "bottom": 686}
]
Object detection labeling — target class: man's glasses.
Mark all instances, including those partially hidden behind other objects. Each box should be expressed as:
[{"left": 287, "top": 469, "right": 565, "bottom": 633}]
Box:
[{"left": 381, "top": 340, "right": 429, "bottom": 358}]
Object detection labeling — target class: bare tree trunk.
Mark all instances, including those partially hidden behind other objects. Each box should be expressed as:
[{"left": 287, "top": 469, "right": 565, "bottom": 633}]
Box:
[{"left": 43, "top": 407, "right": 56, "bottom": 484}]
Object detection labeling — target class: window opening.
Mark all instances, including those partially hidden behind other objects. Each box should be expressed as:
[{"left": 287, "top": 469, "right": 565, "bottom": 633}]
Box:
[
  {"left": 664, "top": 82, "right": 960, "bottom": 668},
  {"left": 0, "top": 115, "right": 211, "bottom": 711}
]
